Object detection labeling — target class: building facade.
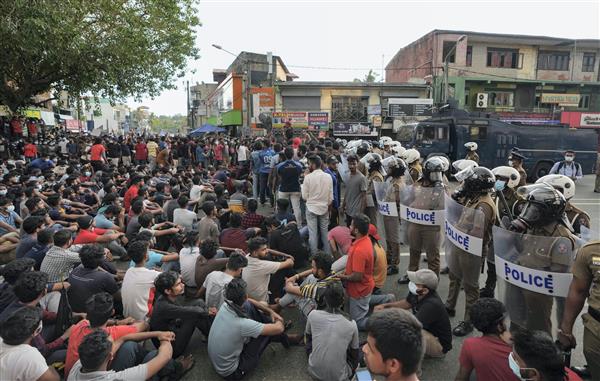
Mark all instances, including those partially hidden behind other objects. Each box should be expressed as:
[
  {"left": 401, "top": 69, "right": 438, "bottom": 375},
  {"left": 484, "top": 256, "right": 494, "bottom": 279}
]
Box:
[
  {"left": 276, "top": 81, "right": 430, "bottom": 138},
  {"left": 386, "top": 30, "right": 600, "bottom": 125}
]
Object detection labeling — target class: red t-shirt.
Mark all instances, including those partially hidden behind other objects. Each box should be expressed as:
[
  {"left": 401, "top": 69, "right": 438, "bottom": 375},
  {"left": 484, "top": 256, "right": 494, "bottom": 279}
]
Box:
[
  {"left": 123, "top": 184, "right": 139, "bottom": 211},
  {"left": 345, "top": 235, "right": 375, "bottom": 298},
  {"left": 27, "top": 121, "right": 37, "bottom": 136},
  {"left": 11, "top": 119, "right": 22, "bottom": 134},
  {"left": 73, "top": 227, "right": 108, "bottom": 244},
  {"left": 90, "top": 144, "right": 105, "bottom": 161},
  {"left": 328, "top": 226, "right": 353, "bottom": 255},
  {"left": 215, "top": 144, "right": 224, "bottom": 161},
  {"left": 24, "top": 143, "right": 37, "bottom": 158},
  {"left": 459, "top": 336, "right": 519, "bottom": 381},
  {"left": 135, "top": 143, "right": 148, "bottom": 160},
  {"left": 64, "top": 319, "right": 138, "bottom": 377}
]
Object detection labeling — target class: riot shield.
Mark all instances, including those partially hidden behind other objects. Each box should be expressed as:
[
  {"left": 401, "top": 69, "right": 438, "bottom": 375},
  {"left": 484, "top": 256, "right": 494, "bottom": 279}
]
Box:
[
  {"left": 399, "top": 185, "right": 445, "bottom": 226},
  {"left": 339, "top": 154, "right": 351, "bottom": 183},
  {"left": 373, "top": 180, "right": 397, "bottom": 217},
  {"left": 493, "top": 225, "right": 575, "bottom": 333},
  {"left": 444, "top": 194, "right": 486, "bottom": 286}
]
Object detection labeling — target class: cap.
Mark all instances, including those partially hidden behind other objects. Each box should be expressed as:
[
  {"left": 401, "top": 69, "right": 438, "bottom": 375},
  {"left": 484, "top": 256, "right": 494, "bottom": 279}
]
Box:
[
  {"left": 407, "top": 269, "right": 439, "bottom": 290},
  {"left": 565, "top": 149, "right": 575, "bottom": 155},
  {"left": 509, "top": 151, "right": 526, "bottom": 161},
  {"left": 77, "top": 215, "right": 94, "bottom": 229},
  {"left": 327, "top": 156, "right": 339, "bottom": 164},
  {"left": 368, "top": 224, "right": 381, "bottom": 241}
]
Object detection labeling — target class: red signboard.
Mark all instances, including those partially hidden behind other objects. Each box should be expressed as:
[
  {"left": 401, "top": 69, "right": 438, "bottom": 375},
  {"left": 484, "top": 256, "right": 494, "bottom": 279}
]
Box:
[{"left": 561, "top": 111, "right": 600, "bottom": 129}]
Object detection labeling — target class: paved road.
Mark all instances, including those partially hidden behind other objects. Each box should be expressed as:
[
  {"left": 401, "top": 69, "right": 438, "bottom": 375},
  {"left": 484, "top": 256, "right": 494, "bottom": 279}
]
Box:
[{"left": 182, "top": 177, "right": 599, "bottom": 381}]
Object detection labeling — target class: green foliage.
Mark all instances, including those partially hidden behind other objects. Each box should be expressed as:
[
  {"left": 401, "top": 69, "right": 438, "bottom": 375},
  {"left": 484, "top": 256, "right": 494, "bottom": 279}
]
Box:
[
  {"left": 150, "top": 114, "right": 187, "bottom": 132},
  {"left": 0, "top": 0, "right": 200, "bottom": 112},
  {"left": 353, "top": 69, "right": 380, "bottom": 83}
]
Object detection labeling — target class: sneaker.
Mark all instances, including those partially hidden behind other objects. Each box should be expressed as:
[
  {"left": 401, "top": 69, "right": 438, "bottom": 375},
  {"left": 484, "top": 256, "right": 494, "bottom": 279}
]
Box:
[
  {"left": 453, "top": 321, "right": 473, "bottom": 337},
  {"left": 445, "top": 306, "right": 456, "bottom": 317},
  {"left": 397, "top": 275, "right": 410, "bottom": 284},
  {"left": 387, "top": 266, "right": 399, "bottom": 275}
]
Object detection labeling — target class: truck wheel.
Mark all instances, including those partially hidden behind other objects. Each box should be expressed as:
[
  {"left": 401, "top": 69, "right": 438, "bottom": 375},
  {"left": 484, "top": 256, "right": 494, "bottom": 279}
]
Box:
[{"left": 532, "top": 161, "right": 553, "bottom": 182}]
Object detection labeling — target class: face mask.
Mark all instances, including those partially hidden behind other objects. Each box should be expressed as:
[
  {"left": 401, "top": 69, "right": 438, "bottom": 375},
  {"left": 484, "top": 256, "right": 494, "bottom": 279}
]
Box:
[
  {"left": 408, "top": 281, "right": 419, "bottom": 295},
  {"left": 36, "top": 185, "right": 42, "bottom": 191},
  {"left": 508, "top": 352, "right": 532, "bottom": 381},
  {"left": 564, "top": 156, "right": 574, "bottom": 162},
  {"left": 84, "top": 171, "right": 91, "bottom": 177},
  {"left": 6, "top": 205, "right": 15, "bottom": 213},
  {"left": 494, "top": 180, "right": 506, "bottom": 192},
  {"left": 508, "top": 160, "right": 514, "bottom": 167},
  {"left": 0, "top": 190, "right": 6, "bottom": 196}
]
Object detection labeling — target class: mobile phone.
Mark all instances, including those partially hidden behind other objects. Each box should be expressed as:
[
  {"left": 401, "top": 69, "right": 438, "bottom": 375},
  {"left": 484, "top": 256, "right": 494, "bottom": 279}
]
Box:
[{"left": 355, "top": 369, "right": 373, "bottom": 381}]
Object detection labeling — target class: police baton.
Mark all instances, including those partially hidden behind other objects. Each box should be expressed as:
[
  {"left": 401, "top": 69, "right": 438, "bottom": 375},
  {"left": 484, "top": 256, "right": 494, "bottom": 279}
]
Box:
[{"left": 496, "top": 190, "right": 514, "bottom": 221}]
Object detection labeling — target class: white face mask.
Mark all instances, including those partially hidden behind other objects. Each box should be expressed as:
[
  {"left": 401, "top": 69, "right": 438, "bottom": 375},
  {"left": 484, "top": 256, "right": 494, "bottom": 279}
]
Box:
[
  {"left": 408, "top": 281, "right": 419, "bottom": 295},
  {"left": 508, "top": 160, "right": 514, "bottom": 167},
  {"left": 84, "top": 171, "right": 91, "bottom": 177},
  {"left": 564, "top": 156, "right": 574, "bottom": 162},
  {"left": 0, "top": 189, "right": 6, "bottom": 196},
  {"left": 508, "top": 352, "right": 532, "bottom": 381},
  {"left": 6, "top": 205, "right": 15, "bottom": 213}
]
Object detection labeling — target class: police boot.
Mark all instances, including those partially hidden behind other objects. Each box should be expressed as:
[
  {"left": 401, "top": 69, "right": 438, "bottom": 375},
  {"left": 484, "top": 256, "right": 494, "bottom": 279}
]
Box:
[{"left": 452, "top": 321, "right": 473, "bottom": 337}]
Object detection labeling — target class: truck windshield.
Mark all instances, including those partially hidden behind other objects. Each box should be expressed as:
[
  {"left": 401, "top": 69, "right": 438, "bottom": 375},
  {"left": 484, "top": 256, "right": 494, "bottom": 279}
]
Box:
[{"left": 415, "top": 123, "right": 448, "bottom": 144}]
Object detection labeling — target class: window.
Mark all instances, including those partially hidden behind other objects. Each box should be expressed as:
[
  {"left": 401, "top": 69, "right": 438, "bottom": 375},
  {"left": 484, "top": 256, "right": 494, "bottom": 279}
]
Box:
[
  {"left": 488, "top": 91, "right": 514, "bottom": 107},
  {"left": 466, "top": 46, "right": 473, "bottom": 67},
  {"left": 486, "top": 48, "right": 521, "bottom": 68},
  {"left": 579, "top": 94, "right": 590, "bottom": 109},
  {"left": 470, "top": 125, "right": 488, "bottom": 140},
  {"left": 416, "top": 124, "right": 448, "bottom": 143},
  {"left": 442, "top": 41, "right": 456, "bottom": 63},
  {"left": 582, "top": 53, "right": 596, "bottom": 72},
  {"left": 331, "top": 97, "right": 368, "bottom": 122},
  {"left": 537, "top": 51, "right": 570, "bottom": 71}
]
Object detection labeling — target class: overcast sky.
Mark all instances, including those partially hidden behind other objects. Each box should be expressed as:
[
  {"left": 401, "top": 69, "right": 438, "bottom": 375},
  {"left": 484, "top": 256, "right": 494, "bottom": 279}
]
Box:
[{"left": 127, "top": 0, "right": 600, "bottom": 116}]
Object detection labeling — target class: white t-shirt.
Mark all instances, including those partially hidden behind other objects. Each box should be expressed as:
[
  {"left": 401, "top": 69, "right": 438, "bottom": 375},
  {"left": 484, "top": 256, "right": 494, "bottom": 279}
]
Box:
[
  {"left": 237, "top": 145, "right": 249, "bottom": 161},
  {"left": 190, "top": 184, "right": 203, "bottom": 201},
  {"left": 68, "top": 360, "right": 147, "bottom": 381},
  {"left": 121, "top": 267, "right": 161, "bottom": 320},
  {"left": 180, "top": 247, "right": 201, "bottom": 287},
  {"left": 203, "top": 271, "right": 233, "bottom": 309},
  {"left": 241, "top": 256, "right": 280, "bottom": 302},
  {"left": 0, "top": 338, "right": 49, "bottom": 381},
  {"left": 173, "top": 208, "right": 197, "bottom": 231}
]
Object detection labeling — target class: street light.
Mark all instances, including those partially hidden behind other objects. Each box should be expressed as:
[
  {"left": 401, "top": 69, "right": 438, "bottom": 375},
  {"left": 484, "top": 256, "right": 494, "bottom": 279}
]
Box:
[
  {"left": 444, "top": 35, "right": 466, "bottom": 103},
  {"left": 212, "top": 43, "right": 252, "bottom": 131}
]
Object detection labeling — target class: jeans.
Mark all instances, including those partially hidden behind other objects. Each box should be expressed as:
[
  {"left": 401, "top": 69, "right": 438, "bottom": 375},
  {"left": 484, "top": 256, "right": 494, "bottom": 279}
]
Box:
[
  {"left": 349, "top": 293, "right": 394, "bottom": 330},
  {"left": 111, "top": 341, "right": 178, "bottom": 381},
  {"left": 306, "top": 210, "right": 330, "bottom": 255},
  {"left": 277, "top": 191, "right": 302, "bottom": 225},
  {"left": 252, "top": 173, "right": 259, "bottom": 199},
  {"left": 259, "top": 172, "right": 272, "bottom": 205}
]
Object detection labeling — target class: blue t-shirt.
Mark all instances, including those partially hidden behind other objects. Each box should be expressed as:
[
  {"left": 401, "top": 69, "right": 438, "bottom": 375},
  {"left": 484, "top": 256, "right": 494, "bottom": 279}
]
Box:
[
  {"left": 0, "top": 210, "right": 18, "bottom": 235},
  {"left": 196, "top": 146, "right": 205, "bottom": 162},
  {"left": 258, "top": 149, "right": 275, "bottom": 174},
  {"left": 325, "top": 168, "right": 339, "bottom": 208},
  {"left": 29, "top": 158, "right": 54, "bottom": 171},
  {"left": 277, "top": 160, "right": 303, "bottom": 192},
  {"left": 129, "top": 251, "right": 164, "bottom": 269},
  {"left": 94, "top": 213, "right": 115, "bottom": 229},
  {"left": 251, "top": 151, "right": 262, "bottom": 174}
]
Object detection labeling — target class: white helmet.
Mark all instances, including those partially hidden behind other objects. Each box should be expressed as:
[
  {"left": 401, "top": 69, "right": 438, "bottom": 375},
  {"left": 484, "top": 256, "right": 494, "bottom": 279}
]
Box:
[
  {"left": 380, "top": 136, "right": 393, "bottom": 145},
  {"left": 438, "top": 156, "right": 450, "bottom": 172},
  {"left": 492, "top": 166, "right": 521, "bottom": 189},
  {"left": 382, "top": 156, "right": 406, "bottom": 171},
  {"left": 464, "top": 142, "right": 478, "bottom": 151},
  {"left": 404, "top": 149, "right": 420, "bottom": 164},
  {"left": 453, "top": 159, "right": 479, "bottom": 172},
  {"left": 536, "top": 174, "right": 575, "bottom": 200},
  {"left": 392, "top": 145, "right": 406, "bottom": 158}
]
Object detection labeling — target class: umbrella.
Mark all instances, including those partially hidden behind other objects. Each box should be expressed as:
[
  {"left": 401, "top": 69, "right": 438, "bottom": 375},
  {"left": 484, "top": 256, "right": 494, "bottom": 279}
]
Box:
[{"left": 189, "top": 124, "right": 226, "bottom": 136}]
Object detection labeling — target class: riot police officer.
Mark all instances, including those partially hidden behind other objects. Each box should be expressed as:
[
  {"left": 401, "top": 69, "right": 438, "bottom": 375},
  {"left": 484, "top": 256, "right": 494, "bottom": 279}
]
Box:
[
  {"left": 536, "top": 174, "right": 591, "bottom": 240},
  {"left": 356, "top": 142, "right": 370, "bottom": 176},
  {"left": 508, "top": 150, "right": 527, "bottom": 186},
  {"left": 480, "top": 166, "right": 521, "bottom": 298},
  {"left": 464, "top": 142, "right": 480, "bottom": 164},
  {"left": 383, "top": 157, "right": 407, "bottom": 275},
  {"left": 508, "top": 184, "right": 576, "bottom": 334},
  {"left": 404, "top": 148, "right": 422, "bottom": 182},
  {"left": 399, "top": 156, "right": 446, "bottom": 283},
  {"left": 559, "top": 240, "right": 600, "bottom": 380},
  {"left": 363, "top": 153, "right": 385, "bottom": 225},
  {"left": 444, "top": 167, "right": 496, "bottom": 336}
]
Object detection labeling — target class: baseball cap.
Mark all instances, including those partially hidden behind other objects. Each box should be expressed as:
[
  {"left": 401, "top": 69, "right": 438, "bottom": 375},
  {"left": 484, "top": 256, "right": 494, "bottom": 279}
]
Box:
[
  {"left": 368, "top": 224, "right": 380, "bottom": 241},
  {"left": 407, "top": 269, "right": 439, "bottom": 290},
  {"left": 77, "top": 215, "right": 94, "bottom": 229}
]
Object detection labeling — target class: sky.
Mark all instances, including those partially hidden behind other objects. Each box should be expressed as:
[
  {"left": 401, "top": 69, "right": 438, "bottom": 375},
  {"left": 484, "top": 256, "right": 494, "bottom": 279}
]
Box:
[{"left": 127, "top": 0, "right": 600, "bottom": 116}]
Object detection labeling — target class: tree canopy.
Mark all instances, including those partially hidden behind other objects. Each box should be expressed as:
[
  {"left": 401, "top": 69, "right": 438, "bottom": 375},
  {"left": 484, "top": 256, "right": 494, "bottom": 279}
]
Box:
[
  {"left": 353, "top": 69, "right": 380, "bottom": 83},
  {"left": 0, "top": 0, "right": 200, "bottom": 112},
  {"left": 150, "top": 114, "right": 186, "bottom": 133}
]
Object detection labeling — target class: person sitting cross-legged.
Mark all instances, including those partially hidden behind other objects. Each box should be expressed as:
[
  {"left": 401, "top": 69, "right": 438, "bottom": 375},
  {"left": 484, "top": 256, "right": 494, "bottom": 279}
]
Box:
[
  {"left": 200, "top": 252, "right": 248, "bottom": 310},
  {"left": 207, "top": 278, "right": 302, "bottom": 380}
]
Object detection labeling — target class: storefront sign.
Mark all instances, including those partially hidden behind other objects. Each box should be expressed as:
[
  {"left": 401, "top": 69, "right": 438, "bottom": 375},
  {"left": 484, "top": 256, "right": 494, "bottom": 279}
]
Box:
[
  {"left": 367, "top": 104, "right": 382, "bottom": 115},
  {"left": 541, "top": 93, "right": 580, "bottom": 106},
  {"left": 65, "top": 119, "right": 82, "bottom": 131},
  {"left": 332, "top": 122, "right": 377, "bottom": 136},
  {"left": 24, "top": 109, "right": 42, "bottom": 119},
  {"left": 372, "top": 115, "right": 382, "bottom": 127},
  {"left": 307, "top": 112, "right": 329, "bottom": 131},
  {"left": 272, "top": 112, "right": 308, "bottom": 128},
  {"left": 388, "top": 98, "right": 433, "bottom": 117},
  {"left": 494, "top": 256, "right": 572, "bottom": 297},
  {"left": 580, "top": 113, "right": 600, "bottom": 127}
]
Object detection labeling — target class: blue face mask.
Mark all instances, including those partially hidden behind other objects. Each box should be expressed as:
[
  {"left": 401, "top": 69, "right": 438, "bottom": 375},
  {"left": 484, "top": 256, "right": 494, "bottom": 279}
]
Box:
[
  {"left": 494, "top": 180, "right": 506, "bottom": 192},
  {"left": 508, "top": 352, "right": 530, "bottom": 381}
]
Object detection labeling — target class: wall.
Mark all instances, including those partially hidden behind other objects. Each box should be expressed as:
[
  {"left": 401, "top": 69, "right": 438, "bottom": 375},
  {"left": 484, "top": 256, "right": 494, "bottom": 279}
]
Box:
[{"left": 385, "top": 32, "right": 435, "bottom": 83}]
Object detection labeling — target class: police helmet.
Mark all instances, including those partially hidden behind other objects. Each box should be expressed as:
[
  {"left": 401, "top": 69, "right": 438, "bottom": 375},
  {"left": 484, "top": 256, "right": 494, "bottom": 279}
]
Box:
[
  {"left": 372, "top": 141, "right": 381, "bottom": 149},
  {"left": 423, "top": 156, "right": 446, "bottom": 183},
  {"left": 452, "top": 159, "right": 478, "bottom": 172},
  {"left": 404, "top": 149, "right": 420, "bottom": 164},
  {"left": 392, "top": 144, "right": 406, "bottom": 158},
  {"left": 518, "top": 183, "right": 566, "bottom": 227},
  {"left": 438, "top": 156, "right": 450, "bottom": 172},
  {"left": 536, "top": 174, "right": 575, "bottom": 200},
  {"left": 356, "top": 142, "right": 370, "bottom": 156},
  {"left": 360, "top": 152, "right": 383, "bottom": 172},
  {"left": 492, "top": 166, "right": 521, "bottom": 189},
  {"left": 464, "top": 142, "right": 478, "bottom": 151},
  {"left": 463, "top": 166, "right": 496, "bottom": 193}
]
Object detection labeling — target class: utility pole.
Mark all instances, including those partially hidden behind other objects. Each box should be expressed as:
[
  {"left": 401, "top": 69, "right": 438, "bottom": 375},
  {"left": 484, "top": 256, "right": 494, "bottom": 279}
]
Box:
[{"left": 443, "top": 35, "right": 466, "bottom": 103}]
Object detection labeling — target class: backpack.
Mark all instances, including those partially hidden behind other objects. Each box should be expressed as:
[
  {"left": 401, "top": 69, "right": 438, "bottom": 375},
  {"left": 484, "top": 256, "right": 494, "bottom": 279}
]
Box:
[
  {"left": 52, "top": 287, "right": 73, "bottom": 342},
  {"left": 557, "top": 161, "right": 582, "bottom": 175}
]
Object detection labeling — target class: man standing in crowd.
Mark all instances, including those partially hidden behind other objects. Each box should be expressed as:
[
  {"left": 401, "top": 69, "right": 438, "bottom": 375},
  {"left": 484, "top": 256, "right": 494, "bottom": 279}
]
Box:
[
  {"left": 549, "top": 149, "right": 584, "bottom": 181},
  {"left": 341, "top": 154, "right": 367, "bottom": 227},
  {"left": 301, "top": 155, "right": 333, "bottom": 255}
]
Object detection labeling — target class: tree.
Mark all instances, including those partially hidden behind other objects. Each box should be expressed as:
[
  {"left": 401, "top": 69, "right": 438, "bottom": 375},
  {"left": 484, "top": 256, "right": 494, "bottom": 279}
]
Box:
[
  {"left": 353, "top": 69, "right": 380, "bottom": 83},
  {"left": 0, "top": 0, "right": 200, "bottom": 112},
  {"left": 150, "top": 114, "right": 186, "bottom": 133}
]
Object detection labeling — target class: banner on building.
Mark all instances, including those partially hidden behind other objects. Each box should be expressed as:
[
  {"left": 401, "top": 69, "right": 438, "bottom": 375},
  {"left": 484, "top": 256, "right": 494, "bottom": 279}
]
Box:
[
  {"left": 332, "top": 122, "right": 377, "bottom": 137},
  {"left": 541, "top": 93, "right": 580, "bottom": 106},
  {"left": 272, "top": 112, "right": 308, "bottom": 128},
  {"left": 23, "top": 109, "right": 42, "bottom": 119},
  {"left": 580, "top": 113, "right": 600, "bottom": 127},
  {"left": 307, "top": 112, "right": 329, "bottom": 131},
  {"left": 66, "top": 119, "right": 83, "bottom": 131},
  {"left": 251, "top": 87, "right": 275, "bottom": 127},
  {"left": 40, "top": 111, "right": 55, "bottom": 126},
  {"left": 388, "top": 98, "right": 433, "bottom": 117},
  {"left": 367, "top": 104, "right": 382, "bottom": 115}
]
